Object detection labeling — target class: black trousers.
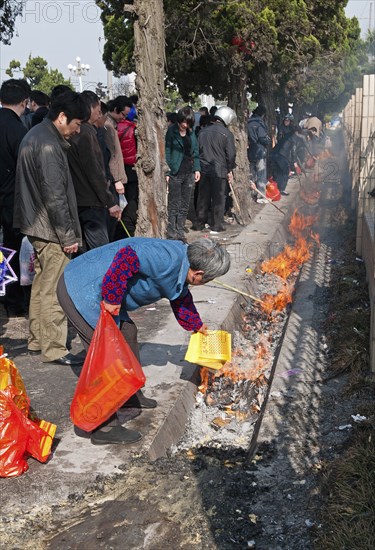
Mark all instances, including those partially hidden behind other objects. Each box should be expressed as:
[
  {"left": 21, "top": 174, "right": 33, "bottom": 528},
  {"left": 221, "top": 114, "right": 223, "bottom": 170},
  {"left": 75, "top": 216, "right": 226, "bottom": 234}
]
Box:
[
  {"left": 78, "top": 206, "right": 109, "bottom": 251},
  {"left": 196, "top": 173, "right": 226, "bottom": 230},
  {"left": 56, "top": 274, "right": 140, "bottom": 362},
  {"left": 167, "top": 172, "right": 194, "bottom": 239},
  {"left": 271, "top": 153, "right": 289, "bottom": 192}
]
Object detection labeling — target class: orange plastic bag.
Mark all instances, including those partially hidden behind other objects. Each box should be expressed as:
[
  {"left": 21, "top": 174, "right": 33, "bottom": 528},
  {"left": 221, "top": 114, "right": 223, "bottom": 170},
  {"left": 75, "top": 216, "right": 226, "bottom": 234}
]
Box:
[
  {"left": 0, "top": 387, "right": 56, "bottom": 478},
  {"left": 0, "top": 348, "right": 28, "bottom": 415},
  {"left": 70, "top": 304, "right": 146, "bottom": 432},
  {"left": 266, "top": 178, "right": 281, "bottom": 202}
]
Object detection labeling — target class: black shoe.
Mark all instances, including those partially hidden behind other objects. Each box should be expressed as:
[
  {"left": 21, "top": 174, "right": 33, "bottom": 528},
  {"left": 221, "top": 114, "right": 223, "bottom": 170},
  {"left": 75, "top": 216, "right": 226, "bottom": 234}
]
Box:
[
  {"left": 52, "top": 353, "right": 84, "bottom": 366},
  {"left": 91, "top": 425, "right": 142, "bottom": 445},
  {"left": 28, "top": 349, "right": 41, "bottom": 356},
  {"left": 280, "top": 191, "right": 290, "bottom": 196},
  {"left": 121, "top": 389, "right": 157, "bottom": 409}
]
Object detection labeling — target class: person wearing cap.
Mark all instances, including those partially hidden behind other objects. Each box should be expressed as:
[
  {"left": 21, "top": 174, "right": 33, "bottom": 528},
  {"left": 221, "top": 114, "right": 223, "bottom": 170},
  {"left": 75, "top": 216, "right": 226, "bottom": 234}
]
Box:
[{"left": 277, "top": 113, "right": 294, "bottom": 141}]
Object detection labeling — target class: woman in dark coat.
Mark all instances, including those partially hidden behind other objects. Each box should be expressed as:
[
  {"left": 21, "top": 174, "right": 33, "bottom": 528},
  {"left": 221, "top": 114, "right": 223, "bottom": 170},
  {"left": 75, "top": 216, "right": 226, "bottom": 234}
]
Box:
[{"left": 165, "top": 106, "right": 201, "bottom": 241}]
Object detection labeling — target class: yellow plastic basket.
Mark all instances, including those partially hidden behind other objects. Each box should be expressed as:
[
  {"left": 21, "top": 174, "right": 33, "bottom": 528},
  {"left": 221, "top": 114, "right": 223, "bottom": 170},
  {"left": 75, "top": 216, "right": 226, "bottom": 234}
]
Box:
[{"left": 185, "top": 330, "right": 231, "bottom": 370}]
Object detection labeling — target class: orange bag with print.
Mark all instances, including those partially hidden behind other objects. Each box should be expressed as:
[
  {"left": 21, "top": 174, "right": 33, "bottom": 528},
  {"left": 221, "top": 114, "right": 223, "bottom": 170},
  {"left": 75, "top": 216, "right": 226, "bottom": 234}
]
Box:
[
  {"left": 70, "top": 303, "right": 146, "bottom": 432},
  {"left": 0, "top": 348, "right": 56, "bottom": 478}
]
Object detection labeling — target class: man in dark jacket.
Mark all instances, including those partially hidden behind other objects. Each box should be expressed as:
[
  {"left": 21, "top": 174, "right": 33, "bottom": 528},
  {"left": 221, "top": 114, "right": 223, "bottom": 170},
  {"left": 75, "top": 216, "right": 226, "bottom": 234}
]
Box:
[
  {"left": 68, "top": 91, "right": 121, "bottom": 250},
  {"left": 29, "top": 90, "right": 50, "bottom": 128},
  {"left": 0, "top": 78, "right": 30, "bottom": 316},
  {"left": 247, "top": 105, "right": 271, "bottom": 203},
  {"left": 194, "top": 106, "right": 236, "bottom": 232},
  {"left": 271, "top": 128, "right": 306, "bottom": 195},
  {"left": 14, "top": 91, "right": 88, "bottom": 365}
]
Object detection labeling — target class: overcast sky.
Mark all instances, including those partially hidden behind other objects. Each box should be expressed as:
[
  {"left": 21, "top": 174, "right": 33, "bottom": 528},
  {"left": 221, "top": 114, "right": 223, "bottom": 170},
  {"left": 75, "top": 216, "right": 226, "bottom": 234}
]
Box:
[{"left": 0, "top": 0, "right": 373, "bottom": 90}]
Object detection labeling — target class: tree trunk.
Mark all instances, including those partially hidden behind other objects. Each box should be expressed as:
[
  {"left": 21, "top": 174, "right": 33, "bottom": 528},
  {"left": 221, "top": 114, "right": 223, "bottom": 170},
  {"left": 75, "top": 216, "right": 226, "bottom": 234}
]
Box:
[
  {"left": 256, "top": 63, "right": 276, "bottom": 129},
  {"left": 124, "top": 0, "right": 167, "bottom": 237},
  {"left": 256, "top": 64, "right": 276, "bottom": 179},
  {"left": 228, "top": 72, "right": 253, "bottom": 224}
]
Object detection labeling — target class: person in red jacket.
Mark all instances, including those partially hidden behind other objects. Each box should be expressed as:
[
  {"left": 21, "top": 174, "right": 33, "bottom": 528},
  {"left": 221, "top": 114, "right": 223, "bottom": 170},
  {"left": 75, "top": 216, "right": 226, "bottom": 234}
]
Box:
[{"left": 117, "top": 116, "right": 138, "bottom": 237}]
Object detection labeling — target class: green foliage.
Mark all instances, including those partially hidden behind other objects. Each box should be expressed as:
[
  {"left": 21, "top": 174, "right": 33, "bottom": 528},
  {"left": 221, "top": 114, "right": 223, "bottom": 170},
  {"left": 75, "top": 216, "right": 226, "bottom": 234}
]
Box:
[
  {"left": 0, "top": 0, "right": 23, "bottom": 45},
  {"left": 96, "top": 0, "right": 368, "bottom": 117},
  {"left": 96, "top": 1, "right": 135, "bottom": 76},
  {"left": 23, "top": 56, "right": 48, "bottom": 87},
  {"left": 5, "top": 55, "right": 71, "bottom": 95},
  {"left": 164, "top": 84, "right": 200, "bottom": 112}
]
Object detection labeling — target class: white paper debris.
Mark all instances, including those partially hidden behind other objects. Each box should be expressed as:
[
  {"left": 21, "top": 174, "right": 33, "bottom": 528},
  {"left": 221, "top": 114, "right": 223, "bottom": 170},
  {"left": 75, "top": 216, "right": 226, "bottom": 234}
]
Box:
[{"left": 351, "top": 414, "right": 367, "bottom": 423}]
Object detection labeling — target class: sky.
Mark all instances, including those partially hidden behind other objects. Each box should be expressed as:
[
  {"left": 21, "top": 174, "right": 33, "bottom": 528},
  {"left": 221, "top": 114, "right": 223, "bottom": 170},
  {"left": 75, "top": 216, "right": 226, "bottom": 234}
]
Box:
[
  {"left": 0, "top": 1, "right": 108, "bottom": 89},
  {"left": 0, "top": 0, "right": 373, "bottom": 91}
]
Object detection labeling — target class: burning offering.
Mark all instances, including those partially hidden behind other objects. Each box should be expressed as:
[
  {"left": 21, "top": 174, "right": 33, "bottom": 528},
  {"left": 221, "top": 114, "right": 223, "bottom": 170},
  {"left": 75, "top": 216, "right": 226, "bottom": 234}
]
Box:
[
  {"left": 185, "top": 330, "right": 232, "bottom": 370},
  {"left": 179, "top": 208, "right": 320, "bottom": 450}
]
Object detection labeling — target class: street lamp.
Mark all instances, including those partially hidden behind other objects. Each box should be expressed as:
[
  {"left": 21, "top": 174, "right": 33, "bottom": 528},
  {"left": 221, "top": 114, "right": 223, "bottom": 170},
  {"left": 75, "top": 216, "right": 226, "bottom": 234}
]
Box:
[{"left": 67, "top": 56, "right": 90, "bottom": 92}]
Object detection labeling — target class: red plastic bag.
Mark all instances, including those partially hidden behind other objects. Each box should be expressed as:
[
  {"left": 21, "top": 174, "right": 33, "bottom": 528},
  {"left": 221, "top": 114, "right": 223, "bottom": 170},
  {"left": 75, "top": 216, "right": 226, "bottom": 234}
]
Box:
[
  {"left": 70, "top": 304, "right": 146, "bottom": 432},
  {"left": 0, "top": 349, "right": 56, "bottom": 478},
  {"left": 0, "top": 386, "right": 56, "bottom": 478},
  {"left": 266, "top": 178, "right": 281, "bottom": 202}
]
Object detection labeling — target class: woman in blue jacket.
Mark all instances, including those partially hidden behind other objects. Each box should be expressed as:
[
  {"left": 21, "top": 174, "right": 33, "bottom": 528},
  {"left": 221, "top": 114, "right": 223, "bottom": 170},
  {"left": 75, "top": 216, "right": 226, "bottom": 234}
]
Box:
[
  {"left": 165, "top": 106, "right": 201, "bottom": 241},
  {"left": 57, "top": 237, "right": 230, "bottom": 445}
]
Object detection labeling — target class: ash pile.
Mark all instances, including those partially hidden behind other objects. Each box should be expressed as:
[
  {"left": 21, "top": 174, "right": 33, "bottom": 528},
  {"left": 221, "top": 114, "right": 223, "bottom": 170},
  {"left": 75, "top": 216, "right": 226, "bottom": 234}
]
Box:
[{"left": 176, "top": 208, "right": 320, "bottom": 453}]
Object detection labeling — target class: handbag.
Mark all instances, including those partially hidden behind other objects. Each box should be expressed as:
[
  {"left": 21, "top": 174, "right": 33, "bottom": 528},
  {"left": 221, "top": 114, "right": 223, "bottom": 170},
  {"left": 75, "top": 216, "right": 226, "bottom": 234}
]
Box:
[{"left": 70, "top": 303, "right": 146, "bottom": 432}]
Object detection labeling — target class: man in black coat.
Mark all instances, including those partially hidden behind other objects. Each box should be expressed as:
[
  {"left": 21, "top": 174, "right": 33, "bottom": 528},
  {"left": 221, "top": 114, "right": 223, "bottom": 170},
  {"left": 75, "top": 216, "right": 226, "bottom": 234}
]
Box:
[
  {"left": 194, "top": 106, "right": 236, "bottom": 233},
  {"left": 247, "top": 105, "right": 271, "bottom": 203},
  {"left": 0, "top": 78, "right": 30, "bottom": 316}
]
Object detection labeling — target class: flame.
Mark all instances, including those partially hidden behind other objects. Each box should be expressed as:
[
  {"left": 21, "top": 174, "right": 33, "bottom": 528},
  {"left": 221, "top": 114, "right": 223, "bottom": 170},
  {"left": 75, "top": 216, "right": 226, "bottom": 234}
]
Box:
[
  {"left": 261, "top": 283, "right": 294, "bottom": 315},
  {"left": 260, "top": 211, "right": 319, "bottom": 314},
  {"left": 300, "top": 188, "right": 321, "bottom": 206},
  {"left": 310, "top": 231, "right": 320, "bottom": 247},
  {"left": 218, "top": 362, "right": 247, "bottom": 382},
  {"left": 288, "top": 210, "right": 317, "bottom": 239},
  {"left": 198, "top": 207, "right": 320, "bottom": 403},
  {"left": 261, "top": 238, "right": 311, "bottom": 279},
  {"left": 198, "top": 367, "right": 210, "bottom": 393}
]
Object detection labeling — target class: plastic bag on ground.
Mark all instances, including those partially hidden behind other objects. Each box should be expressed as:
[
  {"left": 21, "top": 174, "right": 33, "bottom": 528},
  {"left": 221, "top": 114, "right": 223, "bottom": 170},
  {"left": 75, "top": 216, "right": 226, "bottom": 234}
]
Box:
[{"left": 0, "top": 348, "right": 56, "bottom": 478}]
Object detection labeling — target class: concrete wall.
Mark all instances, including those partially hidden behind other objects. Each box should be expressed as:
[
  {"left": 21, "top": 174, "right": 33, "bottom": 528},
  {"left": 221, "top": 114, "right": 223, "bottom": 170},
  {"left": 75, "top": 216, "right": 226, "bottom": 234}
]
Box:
[{"left": 343, "top": 74, "right": 375, "bottom": 372}]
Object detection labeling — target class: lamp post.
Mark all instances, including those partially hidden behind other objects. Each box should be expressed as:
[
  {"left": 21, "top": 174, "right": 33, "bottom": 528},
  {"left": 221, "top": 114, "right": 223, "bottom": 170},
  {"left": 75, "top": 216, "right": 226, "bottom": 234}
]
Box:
[{"left": 67, "top": 57, "right": 90, "bottom": 92}]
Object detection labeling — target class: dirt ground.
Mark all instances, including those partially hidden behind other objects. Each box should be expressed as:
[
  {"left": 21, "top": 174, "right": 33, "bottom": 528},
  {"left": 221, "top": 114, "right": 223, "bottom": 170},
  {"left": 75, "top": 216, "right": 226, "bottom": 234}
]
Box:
[{"left": 2, "top": 130, "right": 374, "bottom": 549}]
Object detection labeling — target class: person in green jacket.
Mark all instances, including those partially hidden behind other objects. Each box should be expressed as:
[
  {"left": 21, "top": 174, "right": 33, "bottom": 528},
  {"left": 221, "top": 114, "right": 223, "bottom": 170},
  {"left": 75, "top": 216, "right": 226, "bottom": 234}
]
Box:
[{"left": 165, "top": 106, "right": 201, "bottom": 242}]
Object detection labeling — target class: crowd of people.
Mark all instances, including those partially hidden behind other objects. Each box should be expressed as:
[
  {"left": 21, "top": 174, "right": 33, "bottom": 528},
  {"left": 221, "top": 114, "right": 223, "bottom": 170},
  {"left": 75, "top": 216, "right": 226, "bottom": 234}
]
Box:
[
  {"left": 247, "top": 106, "right": 326, "bottom": 203},
  {"left": 0, "top": 79, "right": 233, "bottom": 444}
]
